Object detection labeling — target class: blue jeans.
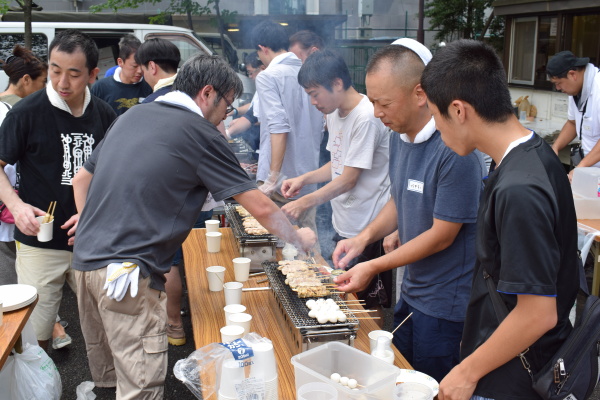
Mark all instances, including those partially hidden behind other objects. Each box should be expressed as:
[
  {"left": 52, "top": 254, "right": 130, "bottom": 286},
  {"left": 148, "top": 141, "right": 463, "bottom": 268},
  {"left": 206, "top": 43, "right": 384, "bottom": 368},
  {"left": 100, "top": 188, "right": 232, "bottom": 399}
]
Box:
[
  {"left": 393, "top": 298, "right": 463, "bottom": 383},
  {"left": 471, "top": 396, "right": 494, "bottom": 400}
]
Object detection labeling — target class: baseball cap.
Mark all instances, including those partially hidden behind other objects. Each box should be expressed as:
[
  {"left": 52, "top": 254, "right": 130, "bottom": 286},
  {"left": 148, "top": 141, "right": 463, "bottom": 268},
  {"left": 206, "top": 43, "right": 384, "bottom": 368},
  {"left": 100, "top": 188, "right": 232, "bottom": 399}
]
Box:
[{"left": 547, "top": 51, "right": 589, "bottom": 77}]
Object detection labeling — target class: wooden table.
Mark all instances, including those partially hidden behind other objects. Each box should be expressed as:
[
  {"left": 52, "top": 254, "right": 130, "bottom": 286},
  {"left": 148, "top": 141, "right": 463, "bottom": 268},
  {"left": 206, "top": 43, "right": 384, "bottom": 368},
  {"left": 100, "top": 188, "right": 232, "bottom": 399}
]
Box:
[
  {"left": 0, "top": 296, "right": 37, "bottom": 369},
  {"left": 182, "top": 228, "right": 411, "bottom": 399},
  {"left": 578, "top": 219, "right": 600, "bottom": 296}
]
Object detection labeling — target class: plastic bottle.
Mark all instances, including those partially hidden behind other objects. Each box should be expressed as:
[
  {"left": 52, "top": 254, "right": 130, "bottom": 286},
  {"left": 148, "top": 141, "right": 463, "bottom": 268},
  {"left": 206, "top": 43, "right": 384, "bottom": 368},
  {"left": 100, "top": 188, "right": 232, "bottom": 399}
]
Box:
[{"left": 371, "top": 335, "right": 394, "bottom": 364}]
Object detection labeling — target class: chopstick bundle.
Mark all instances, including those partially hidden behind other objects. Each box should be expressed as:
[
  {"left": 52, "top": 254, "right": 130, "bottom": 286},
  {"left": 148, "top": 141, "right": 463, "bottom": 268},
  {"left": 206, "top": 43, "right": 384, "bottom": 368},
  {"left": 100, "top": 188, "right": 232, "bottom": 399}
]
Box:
[{"left": 43, "top": 201, "right": 56, "bottom": 223}]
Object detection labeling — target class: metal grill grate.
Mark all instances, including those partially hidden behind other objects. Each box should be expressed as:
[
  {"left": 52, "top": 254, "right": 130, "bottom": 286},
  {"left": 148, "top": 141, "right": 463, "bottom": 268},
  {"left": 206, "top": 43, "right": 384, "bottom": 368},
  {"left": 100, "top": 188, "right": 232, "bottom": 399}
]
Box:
[
  {"left": 224, "top": 203, "right": 278, "bottom": 243},
  {"left": 263, "top": 261, "right": 359, "bottom": 330}
]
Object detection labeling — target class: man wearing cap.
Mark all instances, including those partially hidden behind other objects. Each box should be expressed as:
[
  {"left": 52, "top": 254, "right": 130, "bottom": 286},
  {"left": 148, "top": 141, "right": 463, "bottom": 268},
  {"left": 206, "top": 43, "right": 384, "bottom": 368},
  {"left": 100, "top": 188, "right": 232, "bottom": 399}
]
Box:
[
  {"left": 332, "top": 40, "right": 486, "bottom": 382},
  {"left": 548, "top": 51, "right": 600, "bottom": 180}
]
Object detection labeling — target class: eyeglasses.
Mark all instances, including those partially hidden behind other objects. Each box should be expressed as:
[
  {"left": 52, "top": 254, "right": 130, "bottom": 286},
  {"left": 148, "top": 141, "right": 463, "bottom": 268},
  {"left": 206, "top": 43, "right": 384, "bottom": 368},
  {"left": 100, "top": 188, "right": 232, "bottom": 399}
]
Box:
[{"left": 215, "top": 89, "right": 234, "bottom": 114}]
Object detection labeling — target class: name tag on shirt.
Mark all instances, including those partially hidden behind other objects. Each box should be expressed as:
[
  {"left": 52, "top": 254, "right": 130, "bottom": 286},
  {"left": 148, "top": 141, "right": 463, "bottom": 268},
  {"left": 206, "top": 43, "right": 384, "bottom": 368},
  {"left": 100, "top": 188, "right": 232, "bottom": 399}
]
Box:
[{"left": 407, "top": 179, "right": 424, "bottom": 194}]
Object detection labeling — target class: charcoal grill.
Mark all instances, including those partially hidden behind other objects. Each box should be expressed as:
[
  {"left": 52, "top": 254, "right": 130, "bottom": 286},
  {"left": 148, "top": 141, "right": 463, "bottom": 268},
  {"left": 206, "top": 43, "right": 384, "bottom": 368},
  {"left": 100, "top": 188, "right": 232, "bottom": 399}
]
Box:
[
  {"left": 264, "top": 261, "right": 359, "bottom": 354},
  {"left": 225, "top": 203, "right": 278, "bottom": 271}
]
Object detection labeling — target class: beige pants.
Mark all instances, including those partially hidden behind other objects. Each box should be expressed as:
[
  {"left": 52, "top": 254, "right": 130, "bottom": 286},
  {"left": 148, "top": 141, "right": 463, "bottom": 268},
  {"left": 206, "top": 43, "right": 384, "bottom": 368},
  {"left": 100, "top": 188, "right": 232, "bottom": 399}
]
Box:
[
  {"left": 15, "top": 242, "right": 75, "bottom": 341},
  {"left": 75, "top": 268, "right": 168, "bottom": 400}
]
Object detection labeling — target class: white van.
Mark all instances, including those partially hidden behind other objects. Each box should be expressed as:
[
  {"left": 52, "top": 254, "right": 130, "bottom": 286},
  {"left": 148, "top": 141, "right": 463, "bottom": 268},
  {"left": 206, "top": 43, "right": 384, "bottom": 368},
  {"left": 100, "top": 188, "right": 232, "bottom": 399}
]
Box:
[{"left": 0, "top": 22, "right": 253, "bottom": 103}]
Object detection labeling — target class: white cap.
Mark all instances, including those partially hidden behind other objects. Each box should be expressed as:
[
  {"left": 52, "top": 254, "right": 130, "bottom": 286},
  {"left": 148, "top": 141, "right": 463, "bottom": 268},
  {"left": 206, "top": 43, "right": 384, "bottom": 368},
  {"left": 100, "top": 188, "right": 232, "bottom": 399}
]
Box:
[{"left": 391, "top": 38, "right": 433, "bottom": 65}]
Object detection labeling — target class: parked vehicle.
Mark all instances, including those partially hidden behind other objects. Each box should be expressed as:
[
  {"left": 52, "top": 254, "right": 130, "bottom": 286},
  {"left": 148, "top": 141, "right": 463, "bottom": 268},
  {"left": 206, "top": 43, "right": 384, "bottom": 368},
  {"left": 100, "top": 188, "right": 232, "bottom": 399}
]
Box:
[{"left": 0, "top": 22, "right": 253, "bottom": 103}]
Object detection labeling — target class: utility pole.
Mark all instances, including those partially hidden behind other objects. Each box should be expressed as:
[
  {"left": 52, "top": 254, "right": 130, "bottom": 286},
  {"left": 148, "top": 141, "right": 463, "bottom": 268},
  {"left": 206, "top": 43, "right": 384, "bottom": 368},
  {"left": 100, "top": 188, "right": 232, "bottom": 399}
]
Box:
[{"left": 417, "top": 0, "right": 425, "bottom": 44}]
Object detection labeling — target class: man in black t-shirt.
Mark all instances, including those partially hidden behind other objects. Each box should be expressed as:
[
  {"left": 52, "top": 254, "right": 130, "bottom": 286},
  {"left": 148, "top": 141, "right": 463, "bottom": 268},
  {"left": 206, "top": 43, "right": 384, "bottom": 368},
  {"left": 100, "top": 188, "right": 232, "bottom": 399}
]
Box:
[
  {"left": 0, "top": 30, "right": 116, "bottom": 351},
  {"left": 421, "top": 40, "right": 579, "bottom": 400}
]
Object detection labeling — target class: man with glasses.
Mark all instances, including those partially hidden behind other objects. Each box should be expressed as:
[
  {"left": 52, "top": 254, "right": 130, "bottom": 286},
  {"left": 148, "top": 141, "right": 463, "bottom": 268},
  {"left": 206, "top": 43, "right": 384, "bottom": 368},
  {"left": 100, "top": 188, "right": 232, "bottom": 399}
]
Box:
[{"left": 70, "top": 54, "right": 316, "bottom": 398}]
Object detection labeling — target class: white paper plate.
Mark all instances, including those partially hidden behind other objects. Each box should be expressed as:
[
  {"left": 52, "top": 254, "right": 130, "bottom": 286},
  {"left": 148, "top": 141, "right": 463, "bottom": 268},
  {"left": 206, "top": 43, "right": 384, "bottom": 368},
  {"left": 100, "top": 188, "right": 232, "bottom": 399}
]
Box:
[
  {"left": 0, "top": 284, "right": 37, "bottom": 312},
  {"left": 396, "top": 369, "right": 439, "bottom": 395}
]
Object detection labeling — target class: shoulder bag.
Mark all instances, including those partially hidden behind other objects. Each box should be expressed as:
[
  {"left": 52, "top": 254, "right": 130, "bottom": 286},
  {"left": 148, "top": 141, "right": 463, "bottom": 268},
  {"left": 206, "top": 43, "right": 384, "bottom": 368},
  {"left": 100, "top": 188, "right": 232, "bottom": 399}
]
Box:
[{"left": 483, "top": 260, "right": 600, "bottom": 400}]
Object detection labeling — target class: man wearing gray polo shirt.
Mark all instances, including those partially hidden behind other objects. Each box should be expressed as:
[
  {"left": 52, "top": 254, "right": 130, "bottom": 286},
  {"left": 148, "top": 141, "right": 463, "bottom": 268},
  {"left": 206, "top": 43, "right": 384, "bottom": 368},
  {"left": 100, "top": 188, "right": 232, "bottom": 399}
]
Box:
[{"left": 71, "top": 54, "right": 316, "bottom": 399}]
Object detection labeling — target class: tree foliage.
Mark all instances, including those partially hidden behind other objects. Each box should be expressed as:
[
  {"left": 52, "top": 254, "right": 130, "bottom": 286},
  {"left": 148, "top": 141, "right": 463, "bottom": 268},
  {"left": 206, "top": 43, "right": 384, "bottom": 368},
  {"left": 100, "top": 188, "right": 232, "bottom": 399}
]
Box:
[
  {"left": 90, "top": 0, "right": 236, "bottom": 28},
  {"left": 425, "top": 0, "right": 504, "bottom": 49}
]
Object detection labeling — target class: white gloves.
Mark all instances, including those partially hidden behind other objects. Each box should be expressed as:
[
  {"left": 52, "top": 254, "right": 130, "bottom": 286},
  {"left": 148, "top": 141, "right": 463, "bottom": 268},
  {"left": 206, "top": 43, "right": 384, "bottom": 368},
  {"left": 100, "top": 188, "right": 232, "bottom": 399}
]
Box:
[
  {"left": 104, "top": 262, "right": 140, "bottom": 302},
  {"left": 259, "top": 171, "right": 286, "bottom": 197}
]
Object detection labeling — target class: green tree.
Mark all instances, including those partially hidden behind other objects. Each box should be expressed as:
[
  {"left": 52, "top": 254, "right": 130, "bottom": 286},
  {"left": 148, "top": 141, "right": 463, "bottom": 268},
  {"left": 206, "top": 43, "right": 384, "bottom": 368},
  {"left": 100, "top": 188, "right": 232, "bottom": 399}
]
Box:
[
  {"left": 425, "top": 0, "right": 503, "bottom": 49},
  {"left": 90, "top": 0, "right": 237, "bottom": 63}
]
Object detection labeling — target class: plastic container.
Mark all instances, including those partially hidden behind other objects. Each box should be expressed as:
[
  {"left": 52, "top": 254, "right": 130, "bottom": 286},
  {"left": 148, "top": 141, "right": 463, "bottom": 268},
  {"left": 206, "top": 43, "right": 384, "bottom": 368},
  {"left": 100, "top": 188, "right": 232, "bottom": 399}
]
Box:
[
  {"left": 572, "top": 167, "right": 600, "bottom": 198},
  {"left": 573, "top": 194, "right": 600, "bottom": 219},
  {"left": 291, "top": 342, "right": 401, "bottom": 400}
]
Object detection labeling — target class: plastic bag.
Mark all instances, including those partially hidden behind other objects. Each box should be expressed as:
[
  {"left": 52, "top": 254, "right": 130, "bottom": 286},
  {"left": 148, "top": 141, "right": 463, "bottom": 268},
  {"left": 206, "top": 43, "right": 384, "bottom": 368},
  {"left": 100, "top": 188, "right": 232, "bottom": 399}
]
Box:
[
  {"left": 10, "top": 343, "right": 62, "bottom": 400},
  {"left": 76, "top": 381, "right": 96, "bottom": 400},
  {"left": 174, "top": 332, "right": 278, "bottom": 400}
]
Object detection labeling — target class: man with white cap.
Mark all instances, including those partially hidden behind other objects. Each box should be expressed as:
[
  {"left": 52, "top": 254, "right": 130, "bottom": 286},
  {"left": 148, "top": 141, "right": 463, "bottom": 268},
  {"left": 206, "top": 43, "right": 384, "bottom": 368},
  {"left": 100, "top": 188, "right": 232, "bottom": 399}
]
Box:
[
  {"left": 548, "top": 50, "right": 600, "bottom": 180},
  {"left": 333, "top": 39, "right": 485, "bottom": 382}
]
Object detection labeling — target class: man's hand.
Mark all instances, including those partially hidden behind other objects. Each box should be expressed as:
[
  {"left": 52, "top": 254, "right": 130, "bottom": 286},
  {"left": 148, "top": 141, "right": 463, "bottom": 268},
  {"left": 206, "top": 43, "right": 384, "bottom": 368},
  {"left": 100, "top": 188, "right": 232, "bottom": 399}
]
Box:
[
  {"left": 12, "top": 202, "right": 46, "bottom": 236},
  {"left": 333, "top": 262, "right": 374, "bottom": 293},
  {"left": 438, "top": 363, "right": 478, "bottom": 400},
  {"left": 295, "top": 227, "right": 317, "bottom": 253},
  {"left": 383, "top": 230, "right": 400, "bottom": 253},
  {"left": 281, "top": 176, "right": 304, "bottom": 199},
  {"left": 62, "top": 214, "right": 79, "bottom": 246},
  {"left": 332, "top": 236, "right": 367, "bottom": 269},
  {"left": 281, "top": 198, "right": 308, "bottom": 221}
]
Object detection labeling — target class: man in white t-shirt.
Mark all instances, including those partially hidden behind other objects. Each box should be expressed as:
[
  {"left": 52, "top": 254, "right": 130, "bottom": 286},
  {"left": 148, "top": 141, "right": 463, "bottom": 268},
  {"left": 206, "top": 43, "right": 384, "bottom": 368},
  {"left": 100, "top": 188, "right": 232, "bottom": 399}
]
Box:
[
  {"left": 281, "top": 50, "right": 392, "bottom": 316},
  {"left": 548, "top": 51, "right": 600, "bottom": 180}
]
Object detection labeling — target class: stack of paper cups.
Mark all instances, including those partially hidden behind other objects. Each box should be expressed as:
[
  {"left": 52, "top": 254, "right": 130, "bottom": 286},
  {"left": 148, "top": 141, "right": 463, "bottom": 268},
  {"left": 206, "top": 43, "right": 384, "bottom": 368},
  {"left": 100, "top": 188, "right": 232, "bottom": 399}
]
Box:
[
  {"left": 218, "top": 359, "right": 244, "bottom": 400},
  {"left": 250, "top": 342, "right": 278, "bottom": 400},
  {"left": 205, "top": 219, "right": 220, "bottom": 233}
]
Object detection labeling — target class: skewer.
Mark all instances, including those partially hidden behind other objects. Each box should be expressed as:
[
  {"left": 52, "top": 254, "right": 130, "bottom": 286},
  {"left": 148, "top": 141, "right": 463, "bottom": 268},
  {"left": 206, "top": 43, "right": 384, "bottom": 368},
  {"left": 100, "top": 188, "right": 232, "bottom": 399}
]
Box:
[
  {"left": 337, "top": 299, "right": 365, "bottom": 303},
  {"left": 43, "top": 201, "right": 56, "bottom": 223},
  {"left": 242, "top": 287, "right": 271, "bottom": 292},
  {"left": 353, "top": 317, "right": 380, "bottom": 320},
  {"left": 256, "top": 278, "right": 269, "bottom": 284},
  {"left": 391, "top": 312, "right": 413, "bottom": 335},
  {"left": 249, "top": 271, "right": 266, "bottom": 277},
  {"left": 343, "top": 309, "right": 377, "bottom": 314}
]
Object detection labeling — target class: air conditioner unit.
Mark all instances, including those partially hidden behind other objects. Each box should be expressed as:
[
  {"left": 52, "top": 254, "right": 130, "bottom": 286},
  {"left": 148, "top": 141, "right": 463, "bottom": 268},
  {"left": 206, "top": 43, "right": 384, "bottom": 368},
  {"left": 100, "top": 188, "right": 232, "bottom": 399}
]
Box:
[
  {"left": 306, "top": 0, "right": 319, "bottom": 15},
  {"left": 360, "top": 0, "right": 374, "bottom": 16}
]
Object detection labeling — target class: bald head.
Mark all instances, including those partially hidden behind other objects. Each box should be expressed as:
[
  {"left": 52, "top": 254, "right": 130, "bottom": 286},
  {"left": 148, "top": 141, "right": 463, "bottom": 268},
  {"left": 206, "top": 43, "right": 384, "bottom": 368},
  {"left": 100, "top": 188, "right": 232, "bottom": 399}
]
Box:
[{"left": 366, "top": 45, "right": 426, "bottom": 91}]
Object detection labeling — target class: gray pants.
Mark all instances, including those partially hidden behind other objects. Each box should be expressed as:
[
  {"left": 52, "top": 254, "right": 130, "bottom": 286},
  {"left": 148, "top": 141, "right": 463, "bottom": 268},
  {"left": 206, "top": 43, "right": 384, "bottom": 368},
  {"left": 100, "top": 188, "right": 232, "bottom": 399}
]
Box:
[{"left": 0, "top": 241, "right": 17, "bottom": 285}]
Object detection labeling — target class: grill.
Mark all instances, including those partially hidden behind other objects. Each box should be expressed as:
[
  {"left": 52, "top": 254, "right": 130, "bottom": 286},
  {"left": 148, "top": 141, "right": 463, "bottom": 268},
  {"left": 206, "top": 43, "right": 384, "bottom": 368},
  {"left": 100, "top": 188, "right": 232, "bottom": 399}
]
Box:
[
  {"left": 264, "top": 261, "right": 359, "bottom": 354},
  {"left": 224, "top": 203, "right": 277, "bottom": 244},
  {"left": 224, "top": 203, "right": 277, "bottom": 271}
]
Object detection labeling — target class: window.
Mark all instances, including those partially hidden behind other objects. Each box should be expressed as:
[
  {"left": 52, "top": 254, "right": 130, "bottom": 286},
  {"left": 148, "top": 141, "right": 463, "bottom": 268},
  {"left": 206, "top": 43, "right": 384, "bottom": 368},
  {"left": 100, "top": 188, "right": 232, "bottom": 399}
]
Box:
[
  {"left": 0, "top": 34, "right": 48, "bottom": 62},
  {"left": 571, "top": 14, "right": 600, "bottom": 66},
  {"left": 509, "top": 17, "right": 537, "bottom": 84}
]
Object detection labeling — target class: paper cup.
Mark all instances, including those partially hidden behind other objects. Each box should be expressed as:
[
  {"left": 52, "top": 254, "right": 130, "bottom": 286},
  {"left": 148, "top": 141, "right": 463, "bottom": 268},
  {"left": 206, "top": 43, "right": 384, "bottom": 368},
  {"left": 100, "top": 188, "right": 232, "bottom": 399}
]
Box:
[
  {"left": 368, "top": 329, "right": 394, "bottom": 353},
  {"left": 206, "top": 232, "right": 222, "bottom": 253},
  {"left": 228, "top": 312, "right": 252, "bottom": 333},
  {"left": 297, "top": 382, "right": 338, "bottom": 400},
  {"left": 233, "top": 257, "right": 251, "bottom": 282},
  {"left": 250, "top": 341, "right": 277, "bottom": 381},
  {"left": 224, "top": 304, "right": 246, "bottom": 325},
  {"left": 223, "top": 281, "right": 243, "bottom": 305},
  {"left": 219, "top": 359, "right": 245, "bottom": 399},
  {"left": 220, "top": 325, "right": 245, "bottom": 343},
  {"left": 36, "top": 216, "right": 53, "bottom": 242},
  {"left": 205, "top": 219, "right": 220, "bottom": 233},
  {"left": 206, "top": 266, "right": 226, "bottom": 292}
]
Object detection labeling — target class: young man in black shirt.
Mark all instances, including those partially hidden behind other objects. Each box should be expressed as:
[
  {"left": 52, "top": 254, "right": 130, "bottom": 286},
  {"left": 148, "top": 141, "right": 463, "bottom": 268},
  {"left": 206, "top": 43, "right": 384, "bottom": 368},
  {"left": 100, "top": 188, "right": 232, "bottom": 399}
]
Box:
[{"left": 421, "top": 40, "right": 579, "bottom": 400}]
